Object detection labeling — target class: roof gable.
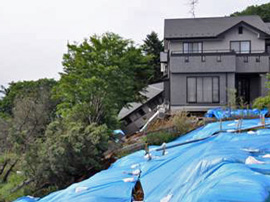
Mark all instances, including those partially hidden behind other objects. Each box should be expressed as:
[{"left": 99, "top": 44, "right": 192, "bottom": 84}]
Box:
[{"left": 164, "top": 15, "right": 270, "bottom": 39}]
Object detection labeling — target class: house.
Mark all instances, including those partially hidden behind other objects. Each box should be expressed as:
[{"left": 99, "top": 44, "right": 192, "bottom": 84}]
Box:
[
  {"left": 118, "top": 82, "right": 164, "bottom": 135},
  {"left": 160, "top": 15, "right": 270, "bottom": 112}
]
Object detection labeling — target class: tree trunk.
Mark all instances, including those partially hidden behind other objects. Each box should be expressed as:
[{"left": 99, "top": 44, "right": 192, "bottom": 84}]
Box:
[
  {"left": 2, "top": 159, "right": 18, "bottom": 183},
  {"left": 11, "top": 178, "right": 34, "bottom": 193},
  {"left": 0, "top": 160, "right": 9, "bottom": 176}
]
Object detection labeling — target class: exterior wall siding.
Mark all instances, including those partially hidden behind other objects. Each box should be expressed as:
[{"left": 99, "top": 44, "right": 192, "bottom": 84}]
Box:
[
  {"left": 170, "top": 54, "right": 236, "bottom": 73},
  {"left": 169, "top": 25, "right": 265, "bottom": 53},
  {"left": 170, "top": 73, "right": 228, "bottom": 106},
  {"left": 236, "top": 55, "right": 269, "bottom": 73}
]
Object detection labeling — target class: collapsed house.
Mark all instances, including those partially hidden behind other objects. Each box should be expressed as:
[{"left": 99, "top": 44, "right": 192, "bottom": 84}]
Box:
[{"left": 118, "top": 82, "right": 164, "bottom": 135}]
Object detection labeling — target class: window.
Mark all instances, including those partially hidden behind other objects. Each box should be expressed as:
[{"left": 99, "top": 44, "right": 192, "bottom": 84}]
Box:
[
  {"left": 187, "top": 77, "right": 220, "bottom": 103},
  {"left": 123, "top": 117, "right": 132, "bottom": 126},
  {"left": 187, "top": 77, "right": 196, "bottom": 103},
  {"left": 183, "top": 42, "right": 203, "bottom": 53},
  {"left": 256, "top": 56, "right": 260, "bottom": 62},
  {"left": 230, "top": 41, "right": 251, "bottom": 54},
  {"left": 185, "top": 56, "right": 189, "bottom": 62},
  {"left": 238, "top": 26, "right": 243, "bottom": 34},
  {"left": 138, "top": 109, "right": 146, "bottom": 116}
]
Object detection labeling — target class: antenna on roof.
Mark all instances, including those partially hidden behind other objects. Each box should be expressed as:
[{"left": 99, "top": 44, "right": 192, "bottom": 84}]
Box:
[{"left": 188, "top": 0, "right": 199, "bottom": 18}]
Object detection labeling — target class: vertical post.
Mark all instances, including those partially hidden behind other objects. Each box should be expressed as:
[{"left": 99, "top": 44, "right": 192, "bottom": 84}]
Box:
[
  {"left": 260, "top": 114, "right": 265, "bottom": 128},
  {"left": 161, "top": 143, "right": 167, "bottom": 156},
  {"left": 219, "top": 118, "right": 223, "bottom": 132}
]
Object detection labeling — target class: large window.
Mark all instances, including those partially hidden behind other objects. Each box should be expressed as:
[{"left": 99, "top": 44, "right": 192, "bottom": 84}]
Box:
[
  {"left": 183, "top": 42, "right": 203, "bottom": 53},
  {"left": 230, "top": 41, "right": 251, "bottom": 54},
  {"left": 187, "top": 77, "right": 219, "bottom": 103}
]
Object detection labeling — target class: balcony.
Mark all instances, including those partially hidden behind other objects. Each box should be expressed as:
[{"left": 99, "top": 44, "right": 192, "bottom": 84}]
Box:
[
  {"left": 236, "top": 54, "right": 269, "bottom": 73},
  {"left": 169, "top": 50, "right": 270, "bottom": 73},
  {"left": 170, "top": 51, "right": 236, "bottom": 73}
]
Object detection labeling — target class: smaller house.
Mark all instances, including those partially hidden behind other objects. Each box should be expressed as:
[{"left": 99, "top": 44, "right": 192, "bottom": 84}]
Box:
[{"left": 118, "top": 82, "right": 164, "bottom": 135}]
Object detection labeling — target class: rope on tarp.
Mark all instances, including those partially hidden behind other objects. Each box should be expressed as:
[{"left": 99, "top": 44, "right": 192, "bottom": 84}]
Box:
[{"left": 152, "top": 121, "right": 270, "bottom": 155}]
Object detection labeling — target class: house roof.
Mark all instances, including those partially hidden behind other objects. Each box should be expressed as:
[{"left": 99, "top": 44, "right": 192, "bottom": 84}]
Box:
[
  {"left": 164, "top": 15, "right": 270, "bottom": 39},
  {"left": 118, "top": 82, "right": 164, "bottom": 120}
]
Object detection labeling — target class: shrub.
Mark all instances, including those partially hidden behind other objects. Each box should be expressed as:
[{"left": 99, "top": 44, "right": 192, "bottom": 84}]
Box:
[
  {"left": 253, "top": 95, "right": 270, "bottom": 109},
  {"left": 146, "top": 131, "right": 180, "bottom": 146},
  {"left": 172, "top": 111, "right": 197, "bottom": 134}
]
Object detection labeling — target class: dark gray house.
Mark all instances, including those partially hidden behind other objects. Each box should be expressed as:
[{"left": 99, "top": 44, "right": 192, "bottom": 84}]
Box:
[
  {"left": 161, "top": 15, "right": 270, "bottom": 112},
  {"left": 118, "top": 82, "right": 163, "bottom": 135}
]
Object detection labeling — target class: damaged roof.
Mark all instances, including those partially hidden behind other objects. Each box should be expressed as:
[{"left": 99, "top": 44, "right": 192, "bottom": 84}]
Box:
[
  {"left": 118, "top": 82, "right": 164, "bottom": 120},
  {"left": 164, "top": 15, "right": 270, "bottom": 39}
]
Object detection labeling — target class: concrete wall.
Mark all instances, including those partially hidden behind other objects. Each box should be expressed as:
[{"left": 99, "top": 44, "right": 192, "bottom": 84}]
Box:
[{"left": 169, "top": 25, "right": 265, "bottom": 53}]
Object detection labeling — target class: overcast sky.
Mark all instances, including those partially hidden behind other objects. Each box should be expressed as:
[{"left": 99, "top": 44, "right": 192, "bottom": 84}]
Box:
[{"left": 0, "top": 0, "right": 269, "bottom": 87}]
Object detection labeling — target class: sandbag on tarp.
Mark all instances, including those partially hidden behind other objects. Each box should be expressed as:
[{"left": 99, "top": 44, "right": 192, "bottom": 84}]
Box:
[
  {"left": 14, "top": 118, "right": 270, "bottom": 202},
  {"left": 205, "top": 108, "right": 268, "bottom": 120}
]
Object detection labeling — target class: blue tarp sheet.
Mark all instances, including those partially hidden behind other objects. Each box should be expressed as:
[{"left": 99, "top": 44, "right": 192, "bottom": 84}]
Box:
[
  {"left": 205, "top": 108, "right": 268, "bottom": 120},
  {"left": 15, "top": 118, "right": 270, "bottom": 202}
]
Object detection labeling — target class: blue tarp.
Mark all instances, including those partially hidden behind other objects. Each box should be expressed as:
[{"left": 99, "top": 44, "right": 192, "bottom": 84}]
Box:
[
  {"left": 205, "top": 108, "right": 268, "bottom": 120},
  {"left": 15, "top": 118, "right": 270, "bottom": 202}
]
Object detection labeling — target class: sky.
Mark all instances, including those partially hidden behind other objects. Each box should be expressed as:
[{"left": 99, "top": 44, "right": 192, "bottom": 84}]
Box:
[{"left": 0, "top": 0, "right": 269, "bottom": 87}]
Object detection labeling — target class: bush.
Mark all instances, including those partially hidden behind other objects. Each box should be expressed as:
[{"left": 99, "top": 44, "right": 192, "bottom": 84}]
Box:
[
  {"left": 145, "top": 111, "right": 200, "bottom": 146},
  {"left": 172, "top": 111, "right": 197, "bottom": 134},
  {"left": 146, "top": 131, "right": 180, "bottom": 146},
  {"left": 253, "top": 95, "right": 270, "bottom": 109},
  {"left": 22, "top": 120, "right": 110, "bottom": 192}
]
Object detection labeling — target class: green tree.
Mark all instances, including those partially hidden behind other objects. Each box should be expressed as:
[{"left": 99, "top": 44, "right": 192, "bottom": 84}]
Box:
[
  {"left": 0, "top": 79, "right": 58, "bottom": 200},
  {"left": 142, "top": 31, "right": 164, "bottom": 83},
  {"left": 253, "top": 74, "right": 270, "bottom": 109},
  {"left": 0, "top": 79, "right": 57, "bottom": 117},
  {"left": 55, "top": 32, "right": 152, "bottom": 128},
  {"left": 231, "top": 3, "right": 270, "bottom": 22},
  {"left": 24, "top": 120, "right": 110, "bottom": 191}
]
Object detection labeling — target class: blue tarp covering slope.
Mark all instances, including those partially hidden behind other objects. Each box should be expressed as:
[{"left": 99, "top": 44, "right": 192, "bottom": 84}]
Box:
[
  {"left": 15, "top": 118, "right": 270, "bottom": 202},
  {"left": 205, "top": 108, "right": 268, "bottom": 120}
]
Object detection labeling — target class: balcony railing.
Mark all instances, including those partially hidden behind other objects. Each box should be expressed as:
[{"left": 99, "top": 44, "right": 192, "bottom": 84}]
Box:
[{"left": 169, "top": 50, "right": 269, "bottom": 73}]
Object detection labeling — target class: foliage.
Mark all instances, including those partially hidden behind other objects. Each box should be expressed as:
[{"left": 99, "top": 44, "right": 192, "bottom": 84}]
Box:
[
  {"left": 227, "top": 88, "right": 237, "bottom": 109},
  {"left": 0, "top": 169, "right": 26, "bottom": 202},
  {"left": 24, "top": 121, "right": 110, "bottom": 190},
  {"left": 0, "top": 153, "right": 28, "bottom": 202},
  {"left": 55, "top": 32, "right": 152, "bottom": 128},
  {"left": 231, "top": 3, "right": 270, "bottom": 22},
  {"left": 142, "top": 31, "right": 164, "bottom": 83},
  {"left": 253, "top": 95, "right": 270, "bottom": 109},
  {"left": 146, "top": 131, "right": 180, "bottom": 146},
  {"left": 146, "top": 111, "right": 198, "bottom": 146},
  {"left": 0, "top": 118, "right": 11, "bottom": 153},
  {"left": 253, "top": 74, "right": 270, "bottom": 109},
  {"left": 0, "top": 79, "right": 58, "bottom": 199},
  {"left": 0, "top": 79, "right": 57, "bottom": 117},
  {"left": 9, "top": 85, "right": 57, "bottom": 153},
  {"left": 172, "top": 111, "right": 198, "bottom": 134}
]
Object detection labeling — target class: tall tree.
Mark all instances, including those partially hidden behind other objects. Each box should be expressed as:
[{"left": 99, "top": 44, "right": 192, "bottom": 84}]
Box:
[
  {"left": 55, "top": 32, "right": 152, "bottom": 128},
  {"left": 0, "top": 79, "right": 57, "bottom": 117},
  {"left": 231, "top": 3, "right": 270, "bottom": 22},
  {"left": 142, "top": 31, "right": 164, "bottom": 83}
]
